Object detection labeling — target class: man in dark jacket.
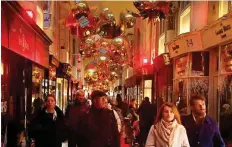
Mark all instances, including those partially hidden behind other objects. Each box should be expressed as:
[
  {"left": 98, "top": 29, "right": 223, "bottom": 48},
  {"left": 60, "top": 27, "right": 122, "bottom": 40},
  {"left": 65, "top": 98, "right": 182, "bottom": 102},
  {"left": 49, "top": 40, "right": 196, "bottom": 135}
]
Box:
[
  {"left": 79, "top": 90, "right": 120, "bottom": 147},
  {"left": 182, "top": 95, "right": 225, "bottom": 147},
  {"left": 137, "top": 97, "right": 157, "bottom": 146},
  {"left": 65, "top": 90, "right": 89, "bottom": 147},
  {"left": 116, "top": 94, "right": 128, "bottom": 117}
]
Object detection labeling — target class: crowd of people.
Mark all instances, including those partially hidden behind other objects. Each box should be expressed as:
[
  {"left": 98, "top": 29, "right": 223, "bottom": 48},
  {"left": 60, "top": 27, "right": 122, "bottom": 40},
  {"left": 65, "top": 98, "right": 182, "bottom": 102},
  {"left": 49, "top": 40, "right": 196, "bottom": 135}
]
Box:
[{"left": 1, "top": 90, "right": 232, "bottom": 147}]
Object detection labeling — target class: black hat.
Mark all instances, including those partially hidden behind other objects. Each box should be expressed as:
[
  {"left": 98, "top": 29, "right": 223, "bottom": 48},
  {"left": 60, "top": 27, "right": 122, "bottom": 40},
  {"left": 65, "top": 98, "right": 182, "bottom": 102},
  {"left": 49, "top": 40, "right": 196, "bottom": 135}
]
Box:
[{"left": 91, "top": 90, "right": 107, "bottom": 100}]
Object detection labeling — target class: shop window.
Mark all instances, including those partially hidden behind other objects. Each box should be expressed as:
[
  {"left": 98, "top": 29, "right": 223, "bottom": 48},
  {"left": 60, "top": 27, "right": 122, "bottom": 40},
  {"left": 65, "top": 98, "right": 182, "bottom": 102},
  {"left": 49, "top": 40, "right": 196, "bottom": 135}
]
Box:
[
  {"left": 36, "top": 6, "right": 44, "bottom": 29},
  {"left": 179, "top": 6, "right": 191, "bottom": 34},
  {"left": 229, "top": 1, "right": 232, "bottom": 11},
  {"left": 158, "top": 34, "right": 165, "bottom": 55},
  {"left": 219, "top": 43, "right": 232, "bottom": 131},
  {"left": 180, "top": 1, "right": 190, "bottom": 12},
  {"left": 220, "top": 43, "right": 232, "bottom": 73},
  {"left": 159, "top": 19, "right": 165, "bottom": 35},
  {"left": 219, "top": 1, "right": 229, "bottom": 18},
  {"left": 219, "top": 75, "right": 232, "bottom": 129},
  {"left": 144, "top": 80, "right": 152, "bottom": 102},
  {"left": 174, "top": 79, "right": 188, "bottom": 115},
  {"left": 32, "top": 65, "right": 45, "bottom": 102},
  {"left": 192, "top": 52, "right": 209, "bottom": 76},
  {"left": 175, "top": 55, "right": 188, "bottom": 78}
]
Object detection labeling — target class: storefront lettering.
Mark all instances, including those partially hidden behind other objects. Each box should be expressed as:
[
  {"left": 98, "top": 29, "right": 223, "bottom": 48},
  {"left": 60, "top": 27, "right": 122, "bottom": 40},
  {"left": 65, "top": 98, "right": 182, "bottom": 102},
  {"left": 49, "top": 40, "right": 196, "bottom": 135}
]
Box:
[
  {"left": 18, "top": 28, "right": 29, "bottom": 51},
  {"left": 172, "top": 43, "right": 180, "bottom": 51},
  {"left": 186, "top": 39, "right": 193, "bottom": 48},
  {"left": 163, "top": 54, "right": 170, "bottom": 65},
  {"left": 215, "top": 24, "right": 231, "bottom": 37}
]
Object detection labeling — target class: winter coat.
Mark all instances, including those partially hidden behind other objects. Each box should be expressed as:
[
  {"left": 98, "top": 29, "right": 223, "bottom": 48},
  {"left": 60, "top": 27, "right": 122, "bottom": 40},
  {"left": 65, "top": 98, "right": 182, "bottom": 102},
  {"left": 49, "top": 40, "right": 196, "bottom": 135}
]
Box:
[
  {"left": 145, "top": 124, "right": 190, "bottom": 147},
  {"left": 28, "top": 106, "right": 67, "bottom": 147},
  {"left": 182, "top": 114, "right": 225, "bottom": 147},
  {"left": 65, "top": 100, "right": 89, "bottom": 147},
  {"left": 79, "top": 107, "right": 120, "bottom": 147}
]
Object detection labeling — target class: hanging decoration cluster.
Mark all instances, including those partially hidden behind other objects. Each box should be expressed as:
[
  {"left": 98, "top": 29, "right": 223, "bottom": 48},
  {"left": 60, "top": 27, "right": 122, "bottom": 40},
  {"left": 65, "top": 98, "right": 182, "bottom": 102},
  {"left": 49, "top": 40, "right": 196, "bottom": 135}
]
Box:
[
  {"left": 129, "top": 1, "right": 171, "bottom": 23},
  {"left": 64, "top": 2, "right": 136, "bottom": 91}
]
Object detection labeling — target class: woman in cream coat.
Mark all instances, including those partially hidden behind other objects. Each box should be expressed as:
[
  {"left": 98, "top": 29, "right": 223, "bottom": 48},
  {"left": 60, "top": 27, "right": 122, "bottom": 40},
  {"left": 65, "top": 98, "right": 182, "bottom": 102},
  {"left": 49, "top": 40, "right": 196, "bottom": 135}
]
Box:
[{"left": 145, "top": 102, "right": 190, "bottom": 147}]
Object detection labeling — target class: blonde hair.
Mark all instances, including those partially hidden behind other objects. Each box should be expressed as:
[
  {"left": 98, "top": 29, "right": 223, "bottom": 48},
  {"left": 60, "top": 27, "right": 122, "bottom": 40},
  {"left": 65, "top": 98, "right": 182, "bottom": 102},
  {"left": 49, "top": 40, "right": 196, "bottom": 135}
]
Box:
[{"left": 154, "top": 102, "right": 181, "bottom": 125}]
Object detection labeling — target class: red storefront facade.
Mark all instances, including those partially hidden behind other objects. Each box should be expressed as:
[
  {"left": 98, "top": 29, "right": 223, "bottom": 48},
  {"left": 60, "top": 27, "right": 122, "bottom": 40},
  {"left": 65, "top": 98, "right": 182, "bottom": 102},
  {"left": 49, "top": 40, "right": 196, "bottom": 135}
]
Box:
[{"left": 1, "top": 1, "right": 52, "bottom": 121}]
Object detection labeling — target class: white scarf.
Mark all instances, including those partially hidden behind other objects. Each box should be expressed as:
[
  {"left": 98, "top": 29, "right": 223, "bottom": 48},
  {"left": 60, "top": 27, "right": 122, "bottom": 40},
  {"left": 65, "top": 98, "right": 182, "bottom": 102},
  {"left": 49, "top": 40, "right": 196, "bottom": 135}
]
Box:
[
  {"left": 154, "top": 119, "right": 178, "bottom": 147},
  {"left": 45, "top": 109, "right": 57, "bottom": 121}
]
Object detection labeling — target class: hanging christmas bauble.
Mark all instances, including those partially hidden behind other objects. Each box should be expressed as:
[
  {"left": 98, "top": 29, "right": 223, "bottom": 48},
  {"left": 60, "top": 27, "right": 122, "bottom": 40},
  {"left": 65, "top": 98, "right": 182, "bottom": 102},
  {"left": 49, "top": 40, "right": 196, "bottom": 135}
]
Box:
[{"left": 72, "top": 2, "right": 90, "bottom": 20}]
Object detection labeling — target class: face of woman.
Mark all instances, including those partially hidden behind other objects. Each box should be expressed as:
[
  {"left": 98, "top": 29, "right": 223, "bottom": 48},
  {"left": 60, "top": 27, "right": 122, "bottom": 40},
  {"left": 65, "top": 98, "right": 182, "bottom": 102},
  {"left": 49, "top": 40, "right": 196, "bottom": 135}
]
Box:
[
  {"left": 46, "top": 96, "right": 56, "bottom": 110},
  {"left": 162, "top": 106, "right": 175, "bottom": 122}
]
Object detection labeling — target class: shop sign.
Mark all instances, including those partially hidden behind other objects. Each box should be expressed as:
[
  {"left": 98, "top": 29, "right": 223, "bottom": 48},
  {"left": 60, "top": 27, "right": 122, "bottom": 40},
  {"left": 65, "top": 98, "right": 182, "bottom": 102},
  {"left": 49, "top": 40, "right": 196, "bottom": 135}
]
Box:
[
  {"left": 163, "top": 53, "right": 171, "bottom": 65},
  {"left": 35, "top": 35, "right": 49, "bottom": 68},
  {"left": 1, "top": 9, "right": 8, "bottom": 48},
  {"left": 9, "top": 14, "right": 35, "bottom": 61},
  {"left": 167, "top": 38, "right": 186, "bottom": 58},
  {"left": 202, "top": 13, "right": 232, "bottom": 49},
  {"left": 44, "top": 12, "right": 51, "bottom": 28},
  {"left": 50, "top": 56, "right": 60, "bottom": 67},
  {"left": 183, "top": 31, "right": 203, "bottom": 52}
]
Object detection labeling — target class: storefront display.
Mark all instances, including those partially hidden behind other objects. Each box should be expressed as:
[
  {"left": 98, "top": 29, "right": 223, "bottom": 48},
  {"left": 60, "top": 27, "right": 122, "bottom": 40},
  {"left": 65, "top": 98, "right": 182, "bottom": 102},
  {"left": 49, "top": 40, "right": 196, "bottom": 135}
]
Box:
[
  {"left": 173, "top": 52, "right": 209, "bottom": 115},
  {"left": 32, "top": 65, "right": 46, "bottom": 103},
  {"left": 219, "top": 43, "right": 232, "bottom": 122},
  {"left": 56, "top": 63, "right": 72, "bottom": 112},
  {"left": 144, "top": 80, "right": 152, "bottom": 102}
]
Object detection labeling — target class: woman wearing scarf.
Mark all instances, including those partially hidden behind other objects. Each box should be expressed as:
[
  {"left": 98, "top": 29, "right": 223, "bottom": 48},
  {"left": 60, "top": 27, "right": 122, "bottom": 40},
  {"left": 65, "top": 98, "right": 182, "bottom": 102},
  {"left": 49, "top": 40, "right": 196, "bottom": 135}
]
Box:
[
  {"left": 29, "top": 95, "right": 67, "bottom": 147},
  {"left": 145, "top": 102, "right": 189, "bottom": 147}
]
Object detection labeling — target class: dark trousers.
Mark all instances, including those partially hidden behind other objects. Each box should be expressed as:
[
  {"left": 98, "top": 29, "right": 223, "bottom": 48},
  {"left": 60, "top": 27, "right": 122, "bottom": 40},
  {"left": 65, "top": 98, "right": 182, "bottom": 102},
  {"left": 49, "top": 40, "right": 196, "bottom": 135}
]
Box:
[{"left": 68, "top": 131, "right": 78, "bottom": 147}]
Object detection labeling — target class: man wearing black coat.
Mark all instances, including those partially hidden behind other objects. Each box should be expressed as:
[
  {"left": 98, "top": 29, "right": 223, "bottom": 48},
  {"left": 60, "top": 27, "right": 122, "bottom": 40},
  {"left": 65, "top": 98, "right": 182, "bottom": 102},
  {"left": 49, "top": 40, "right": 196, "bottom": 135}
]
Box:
[
  {"left": 65, "top": 90, "right": 89, "bottom": 147},
  {"left": 79, "top": 90, "right": 120, "bottom": 147}
]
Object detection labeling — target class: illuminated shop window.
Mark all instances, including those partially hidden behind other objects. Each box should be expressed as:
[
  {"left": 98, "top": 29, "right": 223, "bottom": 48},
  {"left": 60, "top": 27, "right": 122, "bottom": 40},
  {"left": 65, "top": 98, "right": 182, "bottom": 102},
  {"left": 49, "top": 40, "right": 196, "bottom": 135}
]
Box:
[
  {"left": 36, "top": 6, "right": 44, "bottom": 29},
  {"left": 179, "top": 6, "right": 191, "bottom": 34},
  {"left": 219, "top": 1, "right": 229, "bottom": 18},
  {"left": 158, "top": 34, "right": 165, "bottom": 55},
  {"left": 144, "top": 80, "right": 152, "bottom": 102}
]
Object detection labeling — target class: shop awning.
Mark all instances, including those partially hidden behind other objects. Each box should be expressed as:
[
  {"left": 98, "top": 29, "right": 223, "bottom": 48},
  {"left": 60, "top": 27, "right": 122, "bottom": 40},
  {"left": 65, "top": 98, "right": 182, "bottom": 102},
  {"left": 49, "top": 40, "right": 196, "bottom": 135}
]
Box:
[{"left": 124, "top": 75, "right": 141, "bottom": 88}]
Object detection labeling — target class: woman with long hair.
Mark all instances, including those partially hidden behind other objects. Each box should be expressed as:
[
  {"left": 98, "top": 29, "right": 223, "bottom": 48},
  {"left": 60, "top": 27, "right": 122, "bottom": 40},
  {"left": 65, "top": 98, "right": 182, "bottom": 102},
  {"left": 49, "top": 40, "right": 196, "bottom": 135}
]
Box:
[{"left": 145, "top": 102, "right": 189, "bottom": 147}]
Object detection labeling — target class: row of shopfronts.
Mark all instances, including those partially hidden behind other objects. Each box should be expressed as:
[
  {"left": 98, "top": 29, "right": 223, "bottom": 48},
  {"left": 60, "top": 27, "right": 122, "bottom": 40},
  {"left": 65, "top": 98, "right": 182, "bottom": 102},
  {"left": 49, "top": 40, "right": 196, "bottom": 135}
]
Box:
[
  {"left": 1, "top": 2, "right": 77, "bottom": 122},
  {"left": 124, "top": 12, "right": 232, "bottom": 122}
]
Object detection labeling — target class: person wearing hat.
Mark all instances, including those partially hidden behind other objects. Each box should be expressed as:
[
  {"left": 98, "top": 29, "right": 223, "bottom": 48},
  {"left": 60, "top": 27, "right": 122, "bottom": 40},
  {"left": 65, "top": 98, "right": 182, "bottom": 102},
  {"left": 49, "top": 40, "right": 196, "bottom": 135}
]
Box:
[
  {"left": 78, "top": 90, "right": 120, "bottom": 147},
  {"left": 65, "top": 90, "right": 89, "bottom": 147}
]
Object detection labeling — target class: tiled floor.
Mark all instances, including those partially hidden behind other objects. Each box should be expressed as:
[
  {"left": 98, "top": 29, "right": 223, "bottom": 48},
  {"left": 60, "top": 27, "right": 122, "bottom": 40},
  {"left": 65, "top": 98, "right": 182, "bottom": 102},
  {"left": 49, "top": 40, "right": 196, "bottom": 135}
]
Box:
[{"left": 61, "top": 136, "right": 130, "bottom": 147}]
